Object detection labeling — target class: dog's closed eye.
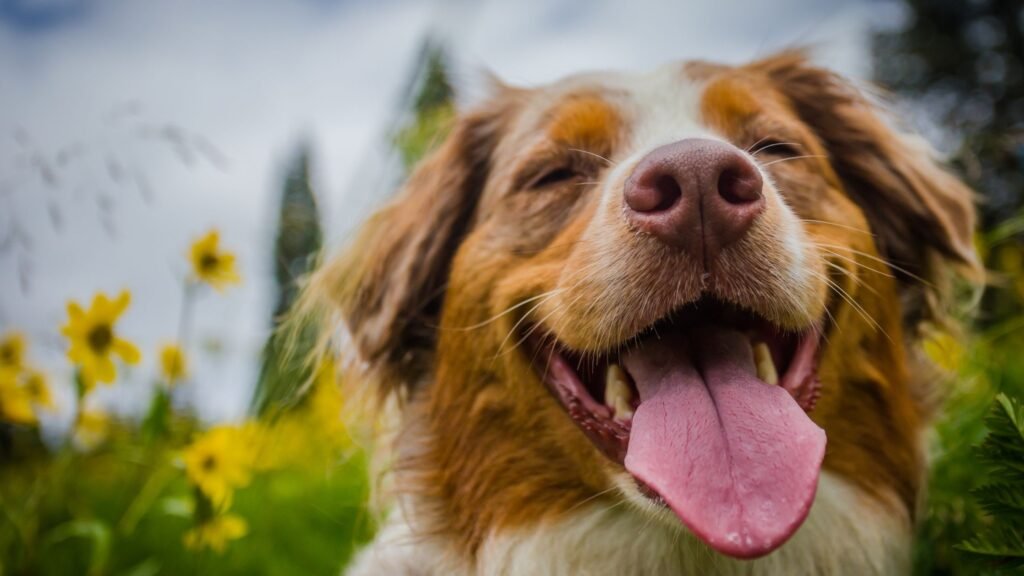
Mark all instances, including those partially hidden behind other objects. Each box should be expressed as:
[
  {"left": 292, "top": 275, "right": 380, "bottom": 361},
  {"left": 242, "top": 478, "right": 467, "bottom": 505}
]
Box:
[
  {"left": 522, "top": 149, "right": 607, "bottom": 191},
  {"left": 529, "top": 166, "right": 580, "bottom": 189},
  {"left": 752, "top": 139, "right": 803, "bottom": 158}
]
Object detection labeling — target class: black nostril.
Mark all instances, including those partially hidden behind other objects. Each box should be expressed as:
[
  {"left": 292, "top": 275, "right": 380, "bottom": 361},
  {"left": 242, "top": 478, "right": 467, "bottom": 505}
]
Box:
[
  {"left": 624, "top": 172, "right": 683, "bottom": 213},
  {"left": 652, "top": 175, "right": 682, "bottom": 211},
  {"left": 717, "top": 167, "right": 761, "bottom": 205}
]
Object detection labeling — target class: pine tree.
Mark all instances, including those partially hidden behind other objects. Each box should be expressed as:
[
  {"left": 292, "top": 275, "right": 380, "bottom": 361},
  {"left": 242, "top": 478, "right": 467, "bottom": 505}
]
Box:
[
  {"left": 394, "top": 44, "right": 456, "bottom": 169},
  {"left": 251, "top": 144, "right": 322, "bottom": 415},
  {"left": 271, "top": 143, "right": 322, "bottom": 318}
]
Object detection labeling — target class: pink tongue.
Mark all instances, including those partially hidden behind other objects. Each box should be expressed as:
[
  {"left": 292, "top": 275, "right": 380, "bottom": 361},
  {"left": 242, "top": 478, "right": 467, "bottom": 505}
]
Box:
[{"left": 622, "top": 327, "right": 826, "bottom": 559}]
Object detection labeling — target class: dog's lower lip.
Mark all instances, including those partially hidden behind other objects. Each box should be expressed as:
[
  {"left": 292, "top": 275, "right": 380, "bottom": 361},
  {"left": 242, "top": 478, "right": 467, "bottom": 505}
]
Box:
[
  {"left": 530, "top": 336, "right": 632, "bottom": 463},
  {"left": 523, "top": 300, "right": 822, "bottom": 471}
]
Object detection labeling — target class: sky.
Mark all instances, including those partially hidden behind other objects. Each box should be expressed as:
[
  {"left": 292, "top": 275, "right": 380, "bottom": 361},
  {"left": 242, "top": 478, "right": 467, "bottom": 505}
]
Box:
[{"left": 0, "top": 0, "right": 899, "bottom": 429}]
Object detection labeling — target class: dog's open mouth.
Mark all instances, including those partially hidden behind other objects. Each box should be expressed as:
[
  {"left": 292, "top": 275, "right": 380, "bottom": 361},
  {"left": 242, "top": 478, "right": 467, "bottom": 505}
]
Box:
[{"left": 525, "top": 298, "right": 827, "bottom": 559}]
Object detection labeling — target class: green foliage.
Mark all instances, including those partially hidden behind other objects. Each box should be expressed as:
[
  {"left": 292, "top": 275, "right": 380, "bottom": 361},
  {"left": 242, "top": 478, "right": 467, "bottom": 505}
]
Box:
[
  {"left": 955, "top": 394, "right": 1024, "bottom": 571},
  {"left": 395, "top": 45, "right": 456, "bottom": 170},
  {"left": 913, "top": 315, "right": 1024, "bottom": 575},
  {"left": 252, "top": 323, "right": 318, "bottom": 416},
  {"left": 141, "top": 388, "right": 171, "bottom": 441},
  {"left": 0, "top": 422, "right": 373, "bottom": 576},
  {"left": 414, "top": 47, "right": 454, "bottom": 117},
  {"left": 395, "top": 103, "right": 455, "bottom": 170}
]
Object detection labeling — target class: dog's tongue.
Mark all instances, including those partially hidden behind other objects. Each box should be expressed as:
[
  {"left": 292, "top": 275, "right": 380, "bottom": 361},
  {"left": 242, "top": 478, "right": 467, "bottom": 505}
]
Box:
[{"left": 622, "top": 327, "right": 826, "bottom": 559}]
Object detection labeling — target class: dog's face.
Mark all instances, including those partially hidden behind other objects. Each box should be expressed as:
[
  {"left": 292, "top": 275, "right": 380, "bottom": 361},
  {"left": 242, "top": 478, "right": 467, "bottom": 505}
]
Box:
[{"left": 318, "top": 52, "right": 978, "bottom": 561}]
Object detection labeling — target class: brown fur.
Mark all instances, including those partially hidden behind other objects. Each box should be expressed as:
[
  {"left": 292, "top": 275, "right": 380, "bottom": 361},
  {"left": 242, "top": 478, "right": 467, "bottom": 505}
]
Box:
[{"left": 305, "top": 52, "right": 979, "bottom": 567}]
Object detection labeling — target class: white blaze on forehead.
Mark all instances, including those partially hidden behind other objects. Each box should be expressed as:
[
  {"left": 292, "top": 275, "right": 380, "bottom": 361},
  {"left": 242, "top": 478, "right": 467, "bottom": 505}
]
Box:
[
  {"left": 628, "top": 63, "right": 713, "bottom": 153},
  {"left": 596, "top": 64, "right": 719, "bottom": 207}
]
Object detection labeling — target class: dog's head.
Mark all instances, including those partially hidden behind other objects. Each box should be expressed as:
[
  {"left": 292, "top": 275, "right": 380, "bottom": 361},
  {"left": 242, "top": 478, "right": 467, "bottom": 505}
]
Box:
[{"left": 311, "top": 52, "right": 978, "bottom": 559}]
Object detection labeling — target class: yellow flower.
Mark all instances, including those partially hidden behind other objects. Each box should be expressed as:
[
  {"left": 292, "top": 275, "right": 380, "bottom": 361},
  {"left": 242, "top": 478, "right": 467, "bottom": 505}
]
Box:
[
  {"left": 249, "top": 361, "right": 351, "bottom": 470},
  {"left": 61, "top": 291, "right": 141, "bottom": 389},
  {"left": 0, "top": 331, "right": 27, "bottom": 372},
  {"left": 0, "top": 371, "right": 36, "bottom": 425},
  {"left": 20, "top": 368, "right": 54, "bottom": 409},
  {"left": 310, "top": 357, "right": 349, "bottom": 443},
  {"left": 183, "top": 426, "right": 254, "bottom": 508},
  {"left": 183, "top": 513, "right": 248, "bottom": 553},
  {"left": 73, "top": 409, "right": 111, "bottom": 450},
  {"left": 160, "top": 343, "right": 188, "bottom": 385},
  {"left": 189, "top": 230, "right": 241, "bottom": 290}
]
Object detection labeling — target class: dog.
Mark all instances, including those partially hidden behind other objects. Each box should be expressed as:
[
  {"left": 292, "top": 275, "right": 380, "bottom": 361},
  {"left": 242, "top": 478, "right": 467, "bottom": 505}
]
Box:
[{"left": 306, "top": 51, "right": 980, "bottom": 575}]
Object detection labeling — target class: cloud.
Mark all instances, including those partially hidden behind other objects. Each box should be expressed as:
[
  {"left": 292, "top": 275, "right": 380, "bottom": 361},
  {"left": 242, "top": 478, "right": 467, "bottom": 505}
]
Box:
[
  {"left": 0, "top": 0, "right": 877, "bottom": 422},
  {"left": 0, "top": 0, "right": 434, "bottom": 421},
  {"left": 0, "top": 0, "right": 91, "bottom": 32}
]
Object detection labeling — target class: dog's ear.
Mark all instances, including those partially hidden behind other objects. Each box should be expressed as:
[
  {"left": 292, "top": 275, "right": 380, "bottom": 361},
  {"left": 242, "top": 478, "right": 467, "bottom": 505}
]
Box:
[
  {"left": 307, "top": 100, "right": 511, "bottom": 398},
  {"left": 755, "top": 51, "right": 982, "bottom": 325}
]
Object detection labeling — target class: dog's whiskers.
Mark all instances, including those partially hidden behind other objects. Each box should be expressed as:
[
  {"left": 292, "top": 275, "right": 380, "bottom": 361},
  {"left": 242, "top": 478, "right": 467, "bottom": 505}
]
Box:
[
  {"left": 492, "top": 277, "right": 589, "bottom": 361},
  {"left": 750, "top": 141, "right": 804, "bottom": 157},
  {"left": 814, "top": 242, "right": 934, "bottom": 288},
  {"left": 808, "top": 268, "right": 892, "bottom": 343},
  {"left": 568, "top": 148, "right": 617, "bottom": 168},
  {"left": 759, "top": 154, "right": 826, "bottom": 168},
  {"left": 502, "top": 290, "right": 588, "bottom": 359},
  {"left": 816, "top": 247, "right": 895, "bottom": 280},
  {"left": 800, "top": 219, "right": 875, "bottom": 237},
  {"left": 566, "top": 485, "right": 622, "bottom": 514},
  {"left": 451, "top": 288, "right": 567, "bottom": 332},
  {"left": 744, "top": 135, "right": 772, "bottom": 154},
  {"left": 823, "top": 260, "right": 881, "bottom": 297},
  {"left": 493, "top": 293, "right": 561, "bottom": 359}
]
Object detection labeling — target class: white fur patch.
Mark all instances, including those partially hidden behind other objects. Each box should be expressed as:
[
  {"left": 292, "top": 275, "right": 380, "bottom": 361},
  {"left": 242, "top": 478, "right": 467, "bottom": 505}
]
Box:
[{"left": 346, "top": 472, "right": 910, "bottom": 575}]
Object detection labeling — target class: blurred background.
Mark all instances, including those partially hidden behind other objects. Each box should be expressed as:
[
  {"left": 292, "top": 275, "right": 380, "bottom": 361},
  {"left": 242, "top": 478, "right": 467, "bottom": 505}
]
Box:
[{"left": 1, "top": 0, "right": 1022, "bottom": 574}]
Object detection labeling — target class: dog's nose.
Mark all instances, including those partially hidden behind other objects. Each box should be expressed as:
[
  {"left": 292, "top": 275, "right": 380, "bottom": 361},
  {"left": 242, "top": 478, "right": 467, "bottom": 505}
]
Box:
[{"left": 623, "top": 138, "right": 764, "bottom": 264}]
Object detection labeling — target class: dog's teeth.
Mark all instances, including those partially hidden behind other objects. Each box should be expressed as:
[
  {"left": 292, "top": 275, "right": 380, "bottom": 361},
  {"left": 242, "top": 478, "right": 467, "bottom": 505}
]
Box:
[
  {"left": 605, "top": 364, "right": 634, "bottom": 420},
  {"left": 753, "top": 341, "right": 778, "bottom": 385}
]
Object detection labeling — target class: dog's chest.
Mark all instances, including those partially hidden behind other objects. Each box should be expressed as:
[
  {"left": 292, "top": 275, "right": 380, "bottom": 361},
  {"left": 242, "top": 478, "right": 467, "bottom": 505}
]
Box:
[{"left": 346, "top": 472, "right": 910, "bottom": 576}]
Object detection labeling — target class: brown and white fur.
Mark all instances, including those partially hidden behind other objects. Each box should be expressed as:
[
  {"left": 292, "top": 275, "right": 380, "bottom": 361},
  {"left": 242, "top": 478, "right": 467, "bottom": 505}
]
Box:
[{"left": 305, "top": 52, "right": 980, "bottom": 575}]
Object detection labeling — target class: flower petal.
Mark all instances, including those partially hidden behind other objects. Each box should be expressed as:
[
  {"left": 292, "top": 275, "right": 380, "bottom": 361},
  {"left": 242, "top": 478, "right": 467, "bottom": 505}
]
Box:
[
  {"left": 62, "top": 302, "right": 87, "bottom": 337},
  {"left": 114, "top": 339, "right": 141, "bottom": 364},
  {"left": 190, "top": 231, "right": 219, "bottom": 258},
  {"left": 0, "top": 381, "right": 36, "bottom": 425},
  {"left": 67, "top": 301, "right": 85, "bottom": 322},
  {"left": 94, "top": 356, "right": 117, "bottom": 383},
  {"left": 221, "top": 515, "right": 248, "bottom": 539},
  {"left": 67, "top": 342, "right": 91, "bottom": 365},
  {"left": 110, "top": 291, "right": 132, "bottom": 318},
  {"left": 92, "top": 293, "right": 112, "bottom": 318}
]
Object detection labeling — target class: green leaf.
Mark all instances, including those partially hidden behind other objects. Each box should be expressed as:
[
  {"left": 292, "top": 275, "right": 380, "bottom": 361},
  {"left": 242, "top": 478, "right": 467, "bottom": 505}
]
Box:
[
  {"left": 973, "top": 484, "right": 1024, "bottom": 517},
  {"left": 120, "top": 558, "right": 161, "bottom": 576},
  {"left": 41, "top": 519, "right": 112, "bottom": 576},
  {"left": 141, "top": 388, "right": 172, "bottom": 441},
  {"left": 957, "top": 394, "right": 1024, "bottom": 571}
]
